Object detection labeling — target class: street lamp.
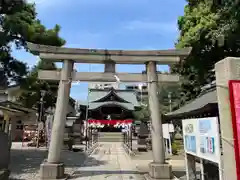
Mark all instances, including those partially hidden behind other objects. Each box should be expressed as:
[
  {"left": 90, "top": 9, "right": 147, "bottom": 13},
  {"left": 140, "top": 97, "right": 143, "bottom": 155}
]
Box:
[
  {"left": 168, "top": 92, "right": 172, "bottom": 112},
  {"left": 138, "top": 83, "right": 143, "bottom": 105},
  {"left": 85, "top": 64, "right": 91, "bottom": 151},
  {"left": 85, "top": 87, "right": 90, "bottom": 151}
]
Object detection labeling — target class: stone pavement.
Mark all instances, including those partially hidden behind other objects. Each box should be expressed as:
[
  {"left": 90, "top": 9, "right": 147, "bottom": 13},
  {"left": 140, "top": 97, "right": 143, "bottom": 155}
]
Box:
[
  {"left": 10, "top": 142, "right": 87, "bottom": 180},
  {"left": 69, "top": 142, "right": 145, "bottom": 180}
]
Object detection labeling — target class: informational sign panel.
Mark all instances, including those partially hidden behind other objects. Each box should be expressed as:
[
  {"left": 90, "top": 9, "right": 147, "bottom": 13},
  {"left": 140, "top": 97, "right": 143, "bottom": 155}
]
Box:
[
  {"left": 182, "top": 117, "right": 221, "bottom": 163},
  {"left": 229, "top": 80, "right": 240, "bottom": 179}
]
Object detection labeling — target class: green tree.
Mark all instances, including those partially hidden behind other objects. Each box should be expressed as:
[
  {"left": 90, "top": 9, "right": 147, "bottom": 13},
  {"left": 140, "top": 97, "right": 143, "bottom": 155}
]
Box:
[
  {"left": 0, "top": 0, "right": 66, "bottom": 108},
  {"left": 173, "top": 0, "right": 240, "bottom": 103},
  {"left": 133, "top": 104, "right": 149, "bottom": 122},
  {"left": 0, "top": 0, "right": 65, "bottom": 82},
  {"left": 18, "top": 60, "right": 59, "bottom": 108},
  {"left": 158, "top": 83, "right": 181, "bottom": 113},
  {"left": 133, "top": 83, "right": 180, "bottom": 121}
]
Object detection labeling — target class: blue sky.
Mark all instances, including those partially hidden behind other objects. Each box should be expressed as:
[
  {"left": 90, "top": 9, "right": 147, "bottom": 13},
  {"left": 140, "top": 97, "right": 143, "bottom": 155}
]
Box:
[{"left": 12, "top": 0, "right": 186, "bottom": 101}]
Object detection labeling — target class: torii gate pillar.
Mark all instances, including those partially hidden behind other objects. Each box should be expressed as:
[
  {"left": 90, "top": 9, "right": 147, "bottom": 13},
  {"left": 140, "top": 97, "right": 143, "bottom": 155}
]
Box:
[
  {"left": 40, "top": 60, "right": 73, "bottom": 179},
  {"left": 146, "top": 61, "right": 172, "bottom": 180}
]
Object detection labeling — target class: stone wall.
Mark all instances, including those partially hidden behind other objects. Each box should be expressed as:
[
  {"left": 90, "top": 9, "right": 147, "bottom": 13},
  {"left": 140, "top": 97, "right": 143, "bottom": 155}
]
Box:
[{"left": 0, "top": 131, "right": 10, "bottom": 180}]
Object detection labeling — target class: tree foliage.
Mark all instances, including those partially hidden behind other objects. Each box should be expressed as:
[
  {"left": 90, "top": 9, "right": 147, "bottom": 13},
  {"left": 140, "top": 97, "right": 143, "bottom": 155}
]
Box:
[
  {"left": 18, "top": 60, "right": 59, "bottom": 108},
  {"left": 0, "top": 0, "right": 65, "bottom": 82},
  {"left": 0, "top": 0, "right": 66, "bottom": 108},
  {"left": 133, "top": 104, "right": 149, "bottom": 122},
  {"left": 133, "top": 83, "right": 180, "bottom": 121},
  {"left": 173, "top": 0, "right": 240, "bottom": 103},
  {"left": 158, "top": 83, "right": 181, "bottom": 113}
]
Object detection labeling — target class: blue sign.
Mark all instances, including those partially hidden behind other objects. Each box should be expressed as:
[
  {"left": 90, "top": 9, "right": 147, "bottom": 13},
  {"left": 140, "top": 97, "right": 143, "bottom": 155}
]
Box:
[
  {"left": 185, "top": 135, "right": 196, "bottom": 153},
  {"left": 199, "top": 120, "right": 211, "bottom": 134}
]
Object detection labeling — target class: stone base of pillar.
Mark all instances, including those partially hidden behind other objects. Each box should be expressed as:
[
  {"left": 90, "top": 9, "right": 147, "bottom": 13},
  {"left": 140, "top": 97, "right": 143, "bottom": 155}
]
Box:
[
  {"left": 147, "top": 162, "right": 172, "bottom": 180},
  {"left": 39, "top": 162, "right": 67, "bottom": 180}
]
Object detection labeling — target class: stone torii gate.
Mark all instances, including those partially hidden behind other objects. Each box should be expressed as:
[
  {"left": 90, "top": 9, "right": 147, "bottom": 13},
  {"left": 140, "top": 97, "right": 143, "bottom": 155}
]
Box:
[{"left": 27, "top": 43, "right": 191, "bottom": 180}]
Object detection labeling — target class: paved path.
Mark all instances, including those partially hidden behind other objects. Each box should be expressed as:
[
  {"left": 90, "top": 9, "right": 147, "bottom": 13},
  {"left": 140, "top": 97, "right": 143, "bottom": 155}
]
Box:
[
  {"left": 70, "top": 142, "right": 145, "bottom": 180},
  {"left": 10, "top": 142, "right": 86, "bottom": 180}
]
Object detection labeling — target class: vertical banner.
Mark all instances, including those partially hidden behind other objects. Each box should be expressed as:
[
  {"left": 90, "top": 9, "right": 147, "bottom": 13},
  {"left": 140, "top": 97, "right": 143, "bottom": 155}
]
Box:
[
  {"left": 45, "top": 114, "right": 53, "bottom": 148},
  {"left": 229, "top": 80, "right": 240, "bottom": 179}
]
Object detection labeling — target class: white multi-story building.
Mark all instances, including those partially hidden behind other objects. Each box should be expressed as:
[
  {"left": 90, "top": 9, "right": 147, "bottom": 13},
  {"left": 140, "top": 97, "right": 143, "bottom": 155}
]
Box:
[{"left": 125, "top": 83, "right": 148, "bottom": 97}]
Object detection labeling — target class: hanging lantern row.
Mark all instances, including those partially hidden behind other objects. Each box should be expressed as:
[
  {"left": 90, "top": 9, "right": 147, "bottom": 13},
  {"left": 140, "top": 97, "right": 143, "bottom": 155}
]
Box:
[
  {"left": 114, "top": 123, "right": 131, "bottom": 129},
  {"left": 87, "top": 120, "right": 133, "bottom": 129},
  {"left": 88, "top": 123, "right": 104, "bottom": 128}
]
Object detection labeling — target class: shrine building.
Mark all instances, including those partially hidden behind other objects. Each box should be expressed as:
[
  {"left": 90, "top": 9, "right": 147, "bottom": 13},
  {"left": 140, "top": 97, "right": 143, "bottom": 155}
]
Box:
[{"left": 80, "top": 86, "right": 141, "bottom": 132}]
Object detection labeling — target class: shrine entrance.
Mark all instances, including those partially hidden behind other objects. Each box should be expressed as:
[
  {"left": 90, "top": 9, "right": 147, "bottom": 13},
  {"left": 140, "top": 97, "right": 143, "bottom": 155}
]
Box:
[
  {"left": 100, "top": 125, "right": 120, "bottom": 132},
  {"left": 27, "top": 42, "right": 190, "bottom": 180},
  {"left": 88, "top": 119, "right": 133, "bottom": 132},
  {"left": 85, "top": 88, "right": 138, "bottom": 132}
]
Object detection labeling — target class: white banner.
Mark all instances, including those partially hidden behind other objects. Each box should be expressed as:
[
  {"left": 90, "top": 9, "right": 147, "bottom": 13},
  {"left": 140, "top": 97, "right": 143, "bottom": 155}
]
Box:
[
  {"left": 162, "top": 123, "right": 174, "bottom": 139},
  {"left": 45, "top": 114, "right": 53, "bottom": 148}
]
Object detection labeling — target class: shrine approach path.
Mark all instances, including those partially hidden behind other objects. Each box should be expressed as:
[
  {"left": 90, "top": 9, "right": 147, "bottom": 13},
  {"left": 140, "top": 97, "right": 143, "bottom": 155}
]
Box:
[{"left": 70, "top": 142, "right": 145, "bottom": 180}]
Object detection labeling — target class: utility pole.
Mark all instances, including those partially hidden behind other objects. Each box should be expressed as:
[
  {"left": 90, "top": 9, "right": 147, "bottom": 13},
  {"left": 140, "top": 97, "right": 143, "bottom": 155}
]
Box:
[{"left": 85, "top": 64, "right": 91, "bottom": 151}]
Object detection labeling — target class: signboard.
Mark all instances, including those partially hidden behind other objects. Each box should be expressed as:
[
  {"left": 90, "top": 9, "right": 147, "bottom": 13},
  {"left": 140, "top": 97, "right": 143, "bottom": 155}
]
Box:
[
  {"left": 162, "top": 123, "right": 174, "bottom": 139},
  {"left": 182, "top": 117, "right": 221, "bottom": 163},
  {"left": 229, "top": 80, "right": 240, "bottom": 178}
]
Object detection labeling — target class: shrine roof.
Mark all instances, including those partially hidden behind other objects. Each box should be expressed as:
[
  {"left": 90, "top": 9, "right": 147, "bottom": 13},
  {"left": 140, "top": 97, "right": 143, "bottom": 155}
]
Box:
[
  {"left": 88, "top": 88, "right": 140, "bottom": 107},
  {"left": 165, "top": 87, "right": 217, "bottom": 119},
  {"left": 0, "top": 100, "right": 37, "bottom": 115},
  {"left": 77, "top": 88, "right": 140, "bottom": 111}
]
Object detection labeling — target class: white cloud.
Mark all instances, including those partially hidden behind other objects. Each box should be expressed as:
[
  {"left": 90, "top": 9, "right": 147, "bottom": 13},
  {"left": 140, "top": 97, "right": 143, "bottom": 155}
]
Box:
[
  {"left": 27, "top": 0, "right": 66, "bottom": 9},
  {"left": 123, "top": 20, "right": 178, "bottom": 33},
  {"left": 27, "top": 0, "right": 50, "bottom": 5},
  {"left": 27, "top": 0, "right": 116, "bottom": 9},
  {"left": 64, "top": 31, "right": 106, "bottom": 49}
]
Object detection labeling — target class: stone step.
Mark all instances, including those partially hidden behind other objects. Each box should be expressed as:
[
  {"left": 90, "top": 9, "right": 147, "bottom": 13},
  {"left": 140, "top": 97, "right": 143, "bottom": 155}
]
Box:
[
  {"left": 98, "top": 137, "right": 123, "bottom": 141},
  {"left": 97, "top": 132, "right": 123, "bottom": 142},
  {"left": 98, "top": 132, "right": 123, "bottom": 136},
  {"left": 98, "top": 139, "right": 123, "bottom": 142}
]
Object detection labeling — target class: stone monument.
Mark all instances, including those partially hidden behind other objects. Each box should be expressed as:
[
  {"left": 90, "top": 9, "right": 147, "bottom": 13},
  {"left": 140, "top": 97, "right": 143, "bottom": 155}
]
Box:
[{"left": 137, "top": 122, "right": 149, "bottom": 151}]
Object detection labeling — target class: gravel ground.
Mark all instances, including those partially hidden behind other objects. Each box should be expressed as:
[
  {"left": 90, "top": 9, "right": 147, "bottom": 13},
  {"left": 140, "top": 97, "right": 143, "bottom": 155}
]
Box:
[{"left": 9, "top": 142, "right": 87, "bottom": 180}]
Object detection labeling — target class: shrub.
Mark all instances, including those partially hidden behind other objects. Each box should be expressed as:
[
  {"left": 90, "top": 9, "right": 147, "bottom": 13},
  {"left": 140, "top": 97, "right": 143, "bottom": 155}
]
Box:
[{"left": 171, "top": 142, "right": 180, "bottom": 155}]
